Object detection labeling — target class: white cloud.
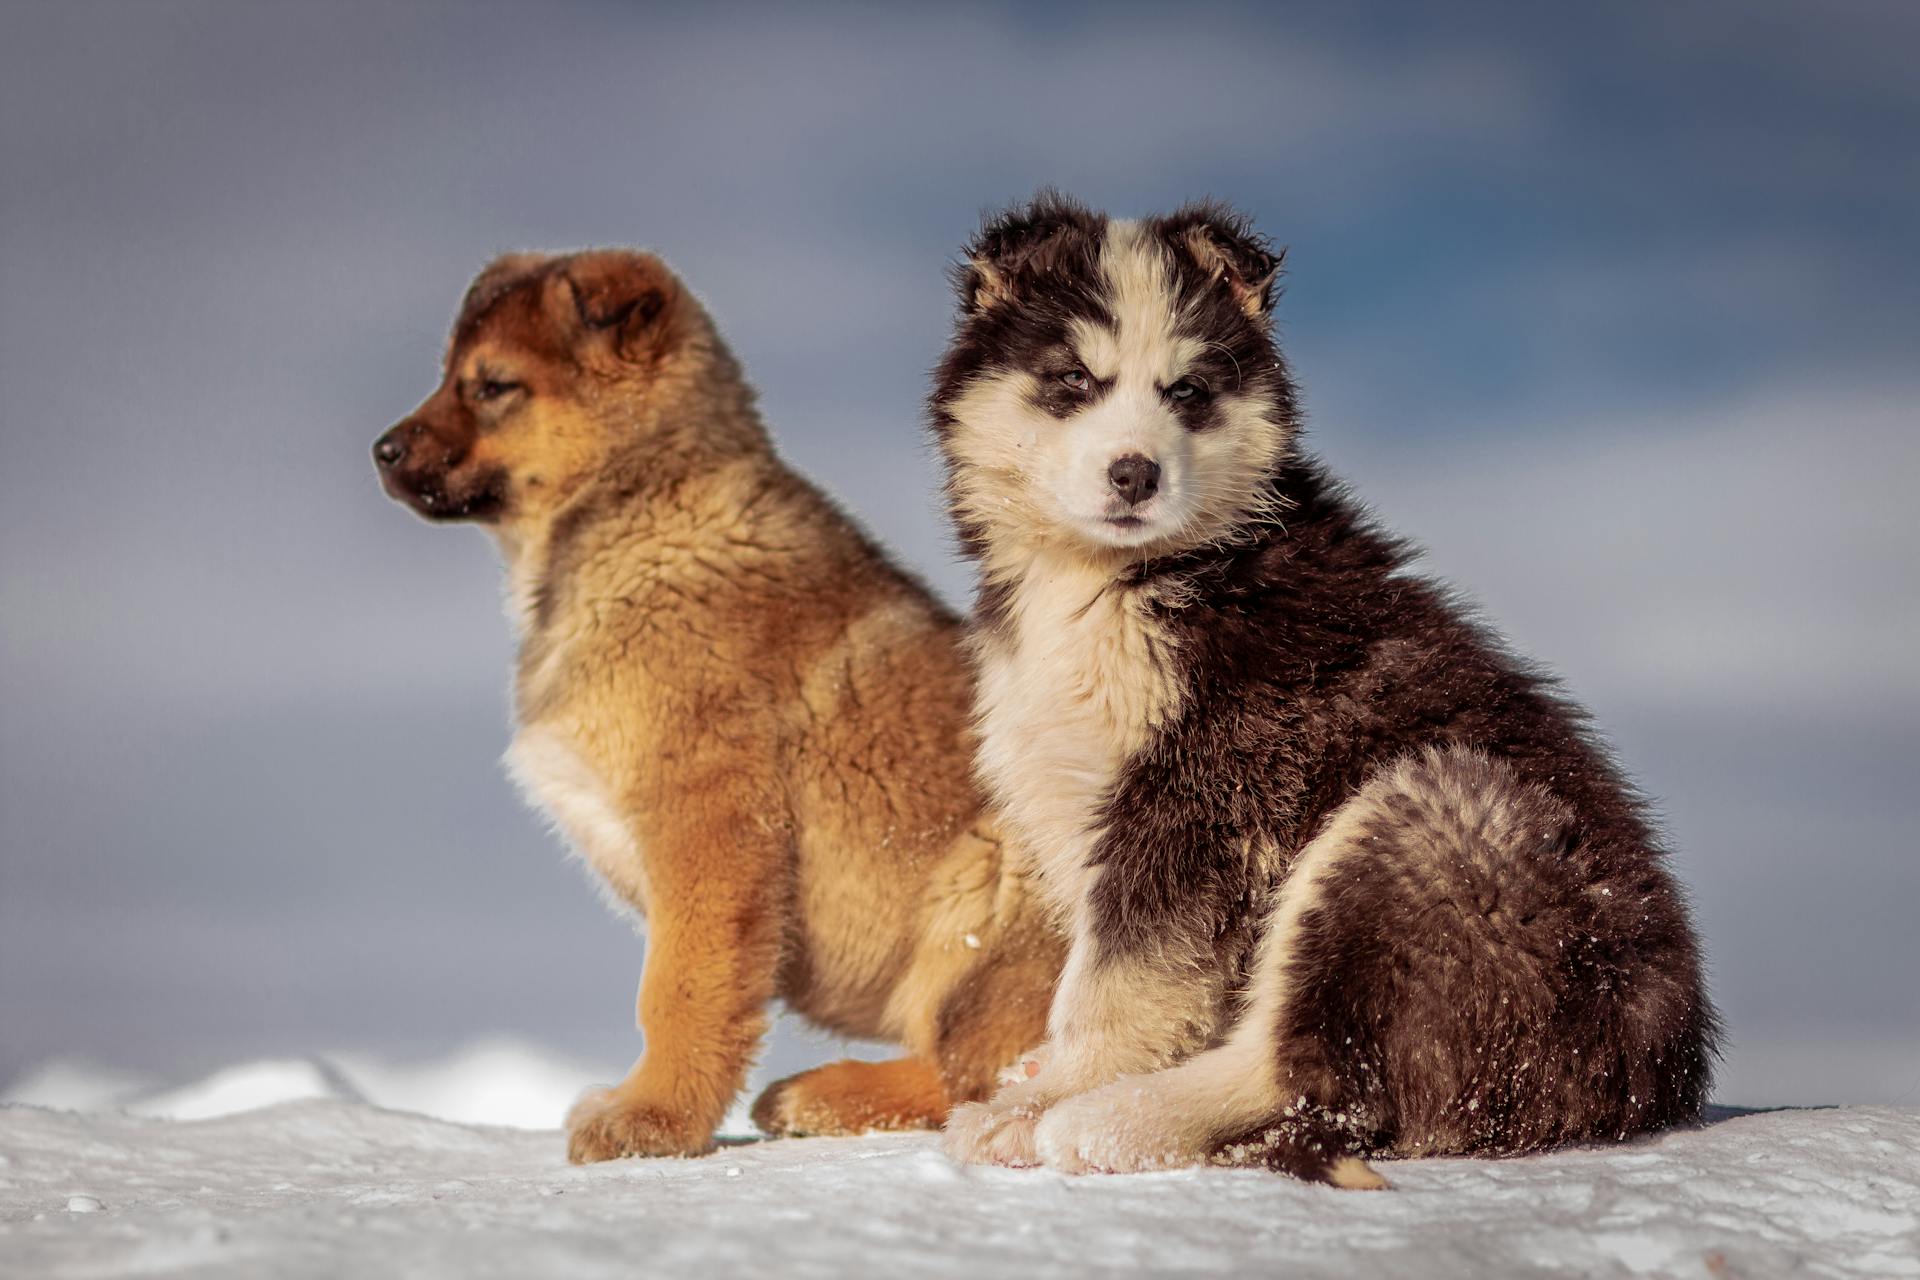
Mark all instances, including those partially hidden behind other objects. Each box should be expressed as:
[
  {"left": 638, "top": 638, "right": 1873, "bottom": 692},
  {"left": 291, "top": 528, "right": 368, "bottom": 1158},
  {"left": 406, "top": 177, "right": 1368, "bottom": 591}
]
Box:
[{"left": 1333, "top": 379, "right": 1920, "bottom": 717}]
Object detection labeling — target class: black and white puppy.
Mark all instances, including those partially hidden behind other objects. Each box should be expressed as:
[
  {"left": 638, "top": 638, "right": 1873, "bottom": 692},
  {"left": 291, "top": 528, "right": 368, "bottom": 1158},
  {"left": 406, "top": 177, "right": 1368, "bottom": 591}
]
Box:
[{"left": 931, "top": 193, "right": 1718, "bottom": 1186}]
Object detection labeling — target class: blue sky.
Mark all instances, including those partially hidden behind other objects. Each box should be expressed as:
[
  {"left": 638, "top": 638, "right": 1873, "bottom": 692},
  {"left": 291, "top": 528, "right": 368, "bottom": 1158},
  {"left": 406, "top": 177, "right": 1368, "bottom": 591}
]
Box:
[{"left": 2, "top": 1, "right": 1915, "bottom": 1103}]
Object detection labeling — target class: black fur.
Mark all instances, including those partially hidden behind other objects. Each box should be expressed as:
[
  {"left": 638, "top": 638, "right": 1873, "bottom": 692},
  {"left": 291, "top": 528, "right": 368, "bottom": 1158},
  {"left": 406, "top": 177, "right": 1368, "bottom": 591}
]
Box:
[
  {"left": 952, "top": 188, "right": 1109, "bottom": 318},
  {"left": 1150, "top": 199, "right": 1284, "bottom": 322},
  {"left": 1096, "top": 473, "right": 1724, "bottom": 1151}
]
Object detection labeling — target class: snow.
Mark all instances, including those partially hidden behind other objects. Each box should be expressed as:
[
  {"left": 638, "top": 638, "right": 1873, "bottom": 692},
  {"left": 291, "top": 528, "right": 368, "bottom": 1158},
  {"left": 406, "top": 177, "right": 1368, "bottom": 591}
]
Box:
[
  {"left": 1, "top": 1040, "right": 608, "bottom": 1132},
  {"left": 2, "top": 1053, "right": 1916, "bottom": 1278}
]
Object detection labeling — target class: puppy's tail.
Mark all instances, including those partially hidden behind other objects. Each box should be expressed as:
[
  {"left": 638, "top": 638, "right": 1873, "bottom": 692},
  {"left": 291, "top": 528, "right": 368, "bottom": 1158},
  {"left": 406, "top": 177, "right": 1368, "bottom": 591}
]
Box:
[{"left": 1206, "top": 1116, "right": 1390, "bottom": 1189}]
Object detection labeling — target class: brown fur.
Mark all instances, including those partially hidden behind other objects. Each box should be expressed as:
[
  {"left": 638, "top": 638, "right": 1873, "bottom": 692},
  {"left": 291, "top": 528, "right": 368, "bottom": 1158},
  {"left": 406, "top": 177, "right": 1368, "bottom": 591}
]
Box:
[{"left": 374, "top": 250, "right": 1060, "bottom": 1161}]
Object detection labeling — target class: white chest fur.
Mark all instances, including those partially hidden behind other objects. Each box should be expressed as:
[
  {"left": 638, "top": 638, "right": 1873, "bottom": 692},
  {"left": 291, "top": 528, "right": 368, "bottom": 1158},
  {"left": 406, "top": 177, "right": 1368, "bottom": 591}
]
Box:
[
  {"left": 972, "top": 553, "right": 1183, "bottom": 916},
  {"left": 504, "top": 723, "right": 649, "bottom": 918}
]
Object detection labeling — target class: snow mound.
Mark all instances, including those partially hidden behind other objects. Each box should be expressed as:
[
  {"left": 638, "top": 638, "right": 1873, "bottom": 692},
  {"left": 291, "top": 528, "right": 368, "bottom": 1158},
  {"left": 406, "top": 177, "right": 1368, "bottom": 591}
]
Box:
[
  {"left": 327, "top": 1041, "right": 601, "bottom": 1131},
  {"left": 0, "top": 1060, "right": 158, "bottom": 1115},
  {"left": 129, "top": 1058, "right": 364, "bottom": 1122},
  {"left": 0, "top": 1099, "right": 1914, "bottom": 1277},
  {"left": 0, "top": 1039, "right": 609, "bottom": 1131}
]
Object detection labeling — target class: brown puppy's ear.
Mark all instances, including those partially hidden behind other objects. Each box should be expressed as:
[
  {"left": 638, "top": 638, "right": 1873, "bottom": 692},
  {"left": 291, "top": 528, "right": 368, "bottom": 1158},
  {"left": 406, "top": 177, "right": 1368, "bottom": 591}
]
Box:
[
  {"left": 450, "top": 253, "right": 550, "bottom": 349},
  {"left": 1157, "top": 202, "right": 1282, "bottom": 321},
  {"left": 462, "top": 253, "right": 547, "bottom": 316},
  {"left": 559, "top": 250, "right": 678, "bottom": 362},
  {"left": 957, "top": 189, "right": 1104, "bottom": 313}
]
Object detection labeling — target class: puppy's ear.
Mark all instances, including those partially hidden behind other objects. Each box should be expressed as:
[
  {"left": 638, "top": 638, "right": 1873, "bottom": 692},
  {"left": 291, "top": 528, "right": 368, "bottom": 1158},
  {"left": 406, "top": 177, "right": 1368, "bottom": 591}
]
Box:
[
  {"left": 559, "top": 250, "right": 678, "bottom": 361},
  {"left": 1158, "top": 202, "right": 1282, "bottom": 321},
  {"left": 957, "top": 190, "right": 1102, "bottom": 313},
  {"left": 454, "top": 253, "right": 549, "bottom": 340}
]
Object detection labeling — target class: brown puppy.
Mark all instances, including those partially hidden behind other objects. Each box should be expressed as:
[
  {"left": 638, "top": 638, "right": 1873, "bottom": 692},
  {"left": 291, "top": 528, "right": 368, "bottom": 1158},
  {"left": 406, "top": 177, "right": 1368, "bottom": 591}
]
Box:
[{"left": 374, "top": 250, "right": 1060, "bottom": 1162}]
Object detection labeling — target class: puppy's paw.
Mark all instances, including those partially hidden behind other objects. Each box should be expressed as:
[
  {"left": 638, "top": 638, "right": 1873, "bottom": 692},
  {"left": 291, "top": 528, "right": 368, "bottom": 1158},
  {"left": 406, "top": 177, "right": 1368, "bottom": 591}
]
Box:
[
  {"left": 941, "top": 1098, "right": 1044, "bottom": 1167},
  {"left": 565, "top": 1086, "right": 715, "bottom": 1163},
  {"left": 750, "top": 1058, "right": 946, "bottom": 1138},
  {"left": 748, "top": 1076, "right": 810, "bottom": 1137},
  {"left": 1033, "top": 1079, "right": 1199, "bottom": 1175}
]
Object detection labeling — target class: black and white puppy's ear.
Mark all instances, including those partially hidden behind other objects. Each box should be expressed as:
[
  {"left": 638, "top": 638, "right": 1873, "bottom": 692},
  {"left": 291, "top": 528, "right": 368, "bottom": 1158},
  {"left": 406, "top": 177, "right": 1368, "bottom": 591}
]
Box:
[
  {"left": 956, "top": 190, "right": 1103, "bottom": 314},
  {"left": 1157, "top": 202, "right": 1283, "bottom": 322}
]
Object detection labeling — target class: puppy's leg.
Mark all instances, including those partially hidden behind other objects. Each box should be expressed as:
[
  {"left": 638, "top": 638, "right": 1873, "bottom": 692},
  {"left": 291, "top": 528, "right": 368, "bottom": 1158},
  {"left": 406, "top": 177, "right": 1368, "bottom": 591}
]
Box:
[
  {"left": 568, "top": 799, "right": 790, "bottom": 1163},
  {"left": 1029, "top": 761, "right": 1450, "bottom": 1182},
  {"left": 943, "top": 896, "right": 1218, "bottom": 1166},
  {"left": 1028, "top": 802, "right": 1368, "bottom": 1178},
  {"left": 925, "top": 927, "right": 1063, "bottom": 1105},
  {"left": 756, "top": 924, "right": 1063, "bottom": 1141},
  {"left": 903, "top": 866, "right": 1062, "bottom": 1102},
  {"left": 750, "top": 1057, "right": 949, "bottom": 1137}
]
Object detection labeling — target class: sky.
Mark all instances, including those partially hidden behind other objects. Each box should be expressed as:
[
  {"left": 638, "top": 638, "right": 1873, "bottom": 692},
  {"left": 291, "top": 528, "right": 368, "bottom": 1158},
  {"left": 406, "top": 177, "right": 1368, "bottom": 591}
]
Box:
[{"left": 2, "top": 0, "right": 1916, "bottom": 1106}]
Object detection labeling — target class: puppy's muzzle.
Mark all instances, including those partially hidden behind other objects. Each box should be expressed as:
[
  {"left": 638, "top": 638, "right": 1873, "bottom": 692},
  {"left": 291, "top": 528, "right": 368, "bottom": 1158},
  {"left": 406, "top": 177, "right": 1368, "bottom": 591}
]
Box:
[{"left": 374, "top": 417, "right": 488, "bottom": 518}]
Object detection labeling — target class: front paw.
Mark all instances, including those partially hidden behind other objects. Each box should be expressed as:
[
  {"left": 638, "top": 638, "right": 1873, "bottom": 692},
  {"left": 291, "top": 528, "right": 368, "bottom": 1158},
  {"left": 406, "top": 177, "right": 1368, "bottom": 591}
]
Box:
[
  {"left": 566, "top": 1086, "right": 716, "bottom": 1163},
  {"left": 1034, "top": 1081, "right": 1192, "bottom": 1174},
  {"left": 941, "top": 1097, "right": 1045, "bottom": 1167}
]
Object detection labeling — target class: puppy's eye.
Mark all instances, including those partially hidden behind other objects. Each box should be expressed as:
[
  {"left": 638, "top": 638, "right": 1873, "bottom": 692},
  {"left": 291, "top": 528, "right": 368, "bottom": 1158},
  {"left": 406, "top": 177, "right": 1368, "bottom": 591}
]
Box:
[
  {"left": 473, "top": 379, "right": 522, "bottom": 403},
  {"left": 1166, "top": 378, "right": 1202, "bottom": 402},
  {"left": 1060, "top": 368, "right": 1091, "bottom": 392}
]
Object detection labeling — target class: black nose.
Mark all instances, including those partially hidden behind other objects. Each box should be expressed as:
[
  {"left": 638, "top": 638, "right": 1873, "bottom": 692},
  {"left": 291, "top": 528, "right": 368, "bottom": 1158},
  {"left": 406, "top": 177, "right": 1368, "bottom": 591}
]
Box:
[
  {"left": 1107, "top": 454, "right": 1161, "bottom": 505},
  {"left": 374, "top": 429, "right": 407, "bottom": 468}
]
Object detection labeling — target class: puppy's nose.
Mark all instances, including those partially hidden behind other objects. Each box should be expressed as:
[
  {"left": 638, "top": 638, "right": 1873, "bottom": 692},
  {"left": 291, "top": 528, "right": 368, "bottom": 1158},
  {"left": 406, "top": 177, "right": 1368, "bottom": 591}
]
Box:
[
  {"left": 1108, "top": 454, "right": 1161, "bottom": 506},
  {"left": 373, "top": 428, "right": 408, "bottom": 468}
]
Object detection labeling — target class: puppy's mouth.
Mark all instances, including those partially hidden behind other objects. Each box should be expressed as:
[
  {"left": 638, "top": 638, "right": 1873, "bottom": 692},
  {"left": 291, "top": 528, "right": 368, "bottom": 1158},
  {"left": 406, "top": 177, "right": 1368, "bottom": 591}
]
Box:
[
  {"left": 1086, "top": 501, "right": 1171, "bottom": 548},
  {"left": 381, "top": 469, "right": 508, "bottom": 523}
]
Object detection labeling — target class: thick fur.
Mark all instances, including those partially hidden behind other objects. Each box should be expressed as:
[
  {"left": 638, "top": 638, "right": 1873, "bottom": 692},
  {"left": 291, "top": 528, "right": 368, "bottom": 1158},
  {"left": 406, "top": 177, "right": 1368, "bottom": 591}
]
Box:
[
  {"left": 375, "top": 250, "right": 1060, "bottom": 1162},
  {"left": 930, "top": 193, "right": 1717, "bottom": 1184}
]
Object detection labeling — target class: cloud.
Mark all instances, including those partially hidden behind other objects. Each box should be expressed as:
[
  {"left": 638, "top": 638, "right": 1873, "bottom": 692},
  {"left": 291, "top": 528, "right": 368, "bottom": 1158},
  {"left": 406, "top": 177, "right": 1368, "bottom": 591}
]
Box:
[{"left": 1331, "top": 378, "right": 1920, "bottom": 719}]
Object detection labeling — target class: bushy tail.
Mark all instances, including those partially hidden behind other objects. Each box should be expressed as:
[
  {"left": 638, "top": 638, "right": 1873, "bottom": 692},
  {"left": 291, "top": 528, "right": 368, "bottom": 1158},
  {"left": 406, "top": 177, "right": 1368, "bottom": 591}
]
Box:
[{"left": 1207, "top": 1115, "right": 1390, "bottom": 1189}]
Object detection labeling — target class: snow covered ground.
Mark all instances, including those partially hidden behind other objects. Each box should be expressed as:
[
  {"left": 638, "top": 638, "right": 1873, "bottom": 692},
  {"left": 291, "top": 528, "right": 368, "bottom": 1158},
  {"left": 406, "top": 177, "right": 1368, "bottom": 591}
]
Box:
[{"left": 2, "top": 1049, "right": 1916, "bottom": 1278}]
